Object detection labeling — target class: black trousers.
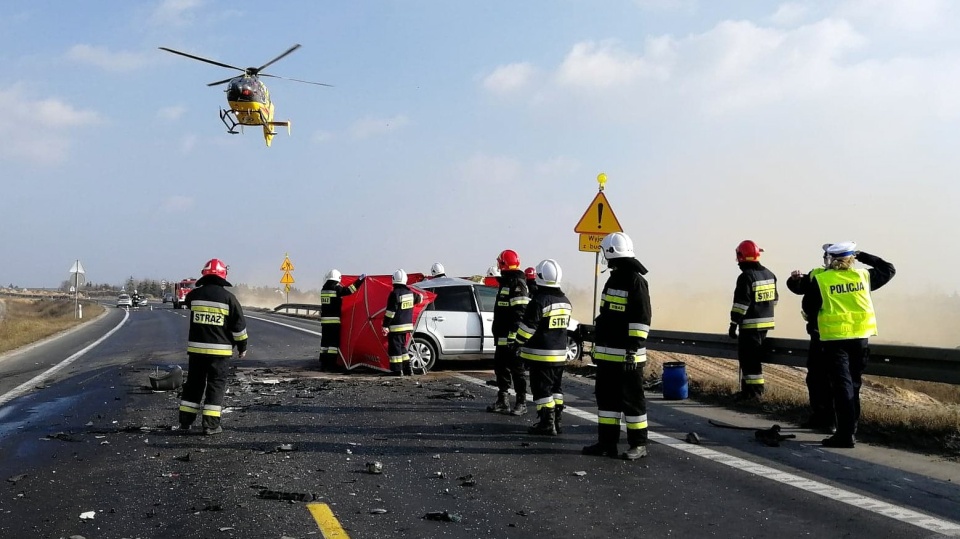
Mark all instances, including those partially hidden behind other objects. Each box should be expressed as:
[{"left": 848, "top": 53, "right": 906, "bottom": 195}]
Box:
[
  {"left": 494, "top": 344, "right": 527, "bottom": 398},
  {"left": 594, "top": 360, "right": 647, "bottom": 447},
  {"left": 319, "top": 322, "right": 341, "bottom": 369},
  {"left": 178, "top": 353, "right": 230, "bottom": 430},
  {"left": 737, "top": 329, "right": 768, "bottom": 395},
  {"left": 805, "top": 333, "right": 836, "bottom": 425},
  {"left": 528, "top": 362, "right": 563, "bottom": 410},
  {"left": 823, "top": 338, "right": 868, "bottom": 439},
  {"left": 387, "top": 332, "right": 411, "bottom": 373}
]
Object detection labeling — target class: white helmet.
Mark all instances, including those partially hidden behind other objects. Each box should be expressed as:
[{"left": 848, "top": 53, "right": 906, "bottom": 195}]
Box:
[
  {"left": 392, "top": 269, "right": 407, "bottom": 285},
  {"left": 324, "top": 269, "right": 342, "bottom": 283},
  {"left": 535, "top": 259, "right": 562, "bottom": 287},
  {"left": 486, "top": 266, "right": 501, "bottom": 277},
  {"left": 430, "top": 262, "right": 445, "bottom": 277},
  {"left": 600, "top": 232, "right": 635, "bottom": 260}
]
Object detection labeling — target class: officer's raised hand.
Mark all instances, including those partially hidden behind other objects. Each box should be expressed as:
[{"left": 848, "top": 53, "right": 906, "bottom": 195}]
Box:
[
  {"left": 624, "top": 351, "right": 637, "bottom": 372},
  {"left": 728, "top": 323, "right": 738, "bottom": 339}
]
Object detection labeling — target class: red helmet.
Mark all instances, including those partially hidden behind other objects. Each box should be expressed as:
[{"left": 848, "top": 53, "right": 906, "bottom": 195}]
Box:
[
  {"left": 524, "top": 267, "right": 536, "bottom": 281},
  {"left": 201, "top": 258, "right": 228, "bottom": 279},
  {"left": 497, "top": 249, "right": 521, "bottom": 271},
  {"left": 735, "top": 240, "right": 763, "bottom": 263}
]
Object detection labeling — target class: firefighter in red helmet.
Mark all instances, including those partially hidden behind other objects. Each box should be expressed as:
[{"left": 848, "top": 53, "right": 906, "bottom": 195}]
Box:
[
  {"left": 524, "top": 266, "right": 538, "bottom": 297},
  {"left": 487, "top": 249, "right": 531, "bottom": 415},
  {"left": 178, "top": 258, "right": 248, "bottom": 435},
  {"left": 729, "top": 241, "right": 778, "bottom": 399}
]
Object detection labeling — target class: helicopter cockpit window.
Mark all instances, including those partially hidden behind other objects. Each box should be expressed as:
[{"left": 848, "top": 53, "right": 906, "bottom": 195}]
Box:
[{"left": 227, "top": 79, "right": 262, "bottom": 102}]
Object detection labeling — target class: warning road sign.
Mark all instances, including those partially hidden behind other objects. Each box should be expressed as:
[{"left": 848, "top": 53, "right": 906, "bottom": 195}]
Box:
[
  {"left": 573, "top": 192, "right": 622, "bottom": 234},
  {"left": 280, "top": 272, "right": 295, "bottom": 284},
  {"left": 280, "top": 256, "right": 295, "bottom": 272},
  {"left": 578, "top": 233, "right": 607, "bottom": 253}
]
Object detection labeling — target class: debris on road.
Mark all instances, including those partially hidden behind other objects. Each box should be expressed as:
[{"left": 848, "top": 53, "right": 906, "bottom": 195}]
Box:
[
  {"left": 6, "top": 474, "right": 26, "bottom": 484},
  {"left": 423, "top": 510, "right": 462, "bottom": 522},
  {"left": 369, "top": 508, "right": 388, "bottom": 514},
  {"left": 427, "top": 388, "right": 476, "bottom": 400},
  {"left": 366, "top": 461, "right": 383, "bottom": 474},
  {"left": 43, "top": 432, "right": 80, "bottom": 442},
  {"left": 277, "top": 443, "right": 297, "bottom": 452},
  {"left": 686, "top": 432, "right": 701, "bottom": 444},
  {"left": 572, "top": 471, "right": 587, "bottom": 477},
  {"left": 79, "top": 511, "right": 96, "bottom": 520},
  {"left": 257, "top": 489, "right": 317, "bottom": 502}
]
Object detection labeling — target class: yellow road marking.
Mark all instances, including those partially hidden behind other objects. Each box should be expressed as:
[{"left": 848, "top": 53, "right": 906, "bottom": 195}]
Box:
[{"left": 307, "top": 502, "right": 350, "bottom": 538}]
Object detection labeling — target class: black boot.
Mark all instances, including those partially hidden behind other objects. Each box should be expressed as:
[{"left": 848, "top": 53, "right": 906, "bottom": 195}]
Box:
[
  {"left": 554, "top": 404, "right": 564, "bottom": 434},
  {"left": 510, "top": 395, "right": 527, "bottom": 416},
  {"left": 621, "top": 445, "right": 648, "bottom": 460},
  {"left": 486, "top": 392, "right": 510, "bottom": 413},
  {"left": 528, "top": 408, "right": 557, "bottom": 436},
  {"left": 582, "top": 423, "right": 620, "bottom": 457}
]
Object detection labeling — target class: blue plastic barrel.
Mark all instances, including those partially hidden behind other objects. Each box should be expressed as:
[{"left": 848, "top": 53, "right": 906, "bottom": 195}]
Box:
[{"left": 662, "top": 362, "right": 688, "bottom": 400}]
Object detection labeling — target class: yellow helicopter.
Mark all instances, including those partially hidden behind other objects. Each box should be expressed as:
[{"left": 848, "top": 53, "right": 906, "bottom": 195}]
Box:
[{"left": 159, "top": 44, "right": 331, "bottom": 147}]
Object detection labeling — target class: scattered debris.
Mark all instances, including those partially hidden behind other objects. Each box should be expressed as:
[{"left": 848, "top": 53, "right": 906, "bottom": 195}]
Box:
[
  {"left": 686, "top": 432, "right": 701, "bottom": 444},
  {"left": 218, "top": 527, "right": 235, "bottom": 532},
  {"left": 6, "top": 474, "right": 26, "bottom": 484},
  {"left": 202, "top": 502, "right": 223, "bottom": 512},
  {"left": 79, "top": 511, "right": 96, "bottom": 520},
  {"left": 432, "top": 454, "right": 441, "bottom": 459},
  {"left": 366, "top": 461, "right": 383, "bottom": 474},
  {"left": 149, "top": 365, "right": 183, "bottom": 391},
  {"left": 517, "top": 510, "right": 533, "bottom": 517},
  {"left": 257, "top": 490, "right": 317, "bottom": 502},
  {"left": 423, "top": 510, "right": 462, "bottom": 522},
  {"left": 755, "top": 425, "right": 796, "bottom": 447},
  {"left": 427, "top": 388, "right": 476, "bottom": 400},
  {"left": 69, "top": 535, "right": 86, "bottom": 539},
  {"left": 572, "top": 471, "right": 587, "bottom": 477},
  {"left": 175, "top": 453, "right": 192, "bottom": 462},
  {"left": 369, "top": 508, "right": 388, "bottom": 514},
  {"left": 43, "top": 432, "right": 80, "bottom": 442},
  {"left": 277, "top": 444, "right": 297, "bottom": 452}
]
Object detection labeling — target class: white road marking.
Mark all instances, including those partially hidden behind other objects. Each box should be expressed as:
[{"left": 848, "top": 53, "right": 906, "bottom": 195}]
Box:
[
  {"left": 247, "top": 315, "right": 320, "bottom": 336},
  {"left": 0, "top": 310, "right": 129, "bottom": 408},
  {"left": 455, "top": 373, "right": 960, "bottom": 536}
]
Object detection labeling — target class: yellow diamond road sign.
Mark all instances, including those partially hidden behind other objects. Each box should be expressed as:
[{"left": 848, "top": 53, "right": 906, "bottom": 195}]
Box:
[
  {"left": 280, "top": 257, "right": 295, "bottom": 271},
  {"left": 574, "top": 192, "right": 623, "bottom": 234},
  {"left": 280, "top": 272, "right": 295, "bottom": 284}
]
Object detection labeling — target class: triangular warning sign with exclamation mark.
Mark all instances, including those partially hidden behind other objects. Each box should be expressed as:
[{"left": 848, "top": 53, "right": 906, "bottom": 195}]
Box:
[{"left": 573, "top": 192, "right": 623, "bottom": 234}]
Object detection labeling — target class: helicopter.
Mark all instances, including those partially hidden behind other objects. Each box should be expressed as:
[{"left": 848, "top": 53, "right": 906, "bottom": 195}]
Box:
[{"left": 158, "top": 44, "right": 331, "bottom": 147}]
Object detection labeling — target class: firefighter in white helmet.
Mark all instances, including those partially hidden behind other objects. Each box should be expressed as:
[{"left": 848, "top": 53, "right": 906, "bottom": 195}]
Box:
[
  {"left": 178, "top": 258, "right": 247, "bottom": 436},
  {"left": 382, "top": 269, "right": 423, "bottom": 376},
  {"left": 319, "top": 269, "right": 366, "bottom": 371},
  {"left": 429, "top": 262, "right": 446, "bottom": 279},
  {"left": 514, "top": 259, "right": 571, "bottom": 436},
  {"left": 583, "top": 232, "right": 652, "bottom": 460}
]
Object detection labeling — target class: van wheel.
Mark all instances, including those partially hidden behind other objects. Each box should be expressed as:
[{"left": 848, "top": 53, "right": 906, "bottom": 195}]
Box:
[
  {"left": 566, "top": 335, "right": 583, "bottom": 362},
  {"left": 409, "top": 337, "right": 437, "bottom": 373}
]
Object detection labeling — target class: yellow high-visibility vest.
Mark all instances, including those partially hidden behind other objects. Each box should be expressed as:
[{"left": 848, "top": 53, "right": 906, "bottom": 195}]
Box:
[{"left": 815, "top": 269, "right": 877, "bottom": 341}]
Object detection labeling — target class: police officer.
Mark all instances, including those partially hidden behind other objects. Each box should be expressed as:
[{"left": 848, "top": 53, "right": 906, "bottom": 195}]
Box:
[
  {"left": 729, "top": 240, "right": 778, "bottom": 399},
  {"left": 178, "top": 258, "right": 248, "bottom": 435},
  {"left": 319, "top": 269, "right": 365, "bottom": 371},
  {"left": 583, "top": 233, "right": 652, "bottom": 460},
  {"left": 515, "top": 259, "right": 571, "bottom": 436},
  {"left": 487, "top": 250, "right": 531, "bottom": 415},
  {"left": 429, "top": 262, "right": 446, "bottom": 279},
  {"left": 787, "top": 244, "right": 836, "bottom": 433},
  {"left": 382, "top": 269, "right": 423, "bottom": 376},
  {"left": 802, "top": 242, "right": 895, "bottom": 448}
]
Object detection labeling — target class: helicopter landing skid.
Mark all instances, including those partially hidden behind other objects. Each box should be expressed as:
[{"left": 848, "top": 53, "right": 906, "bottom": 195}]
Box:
[{"left": 219, "top": 109, "right": 241, "bottom": 134}]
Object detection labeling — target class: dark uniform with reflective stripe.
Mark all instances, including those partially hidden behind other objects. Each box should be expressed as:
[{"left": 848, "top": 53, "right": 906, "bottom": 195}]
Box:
[
  {"left": 516, "top": 285, "right": 571, "bottom": 431},
  {"left": 319, "top": 277, "right": 364, "bottom": 370},
  {"left": 492, "top": 270, "right": 530, "bottom": 402},
  {"left": 383, "top": 283, "right": 422, "bottom": 374},
  {"left": 730, "top": 262, "right": 777, "bottom": 397},
  {"left": 592, "top": 257, "right": 652, "bottom": 451},
  {"left": 179, "top": 274, "right": 248, "bottom": 431},
  {"left": 787, "top": 267, "right": 834, "bottom": 430}
]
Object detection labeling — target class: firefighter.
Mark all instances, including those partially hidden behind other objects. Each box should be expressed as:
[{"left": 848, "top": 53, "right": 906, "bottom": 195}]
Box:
[
  {"left": 524, "top": 266, "right": 538, "bottom": 297},
  {"left": 178, "top": 258, "right": 248, "bottom": 436},
  {"left": 802, "top": 242, "right": 895, "bottom": 448},
  {"left": 319, "top": 269, "right": 366, "bottom": 371},
  {"left": 787, "top": 244, "right": 836, "bottom": 434},
  {"left": 729, "top": 240, "right": 778, "bottom": 399},
  {"left": 487, "top": 250, "right": 530, "bottom": 415},
  {"left": 429, "top": 262, "right": 446, "bottom": 279},
  {"left": 583, "top": 232, "right": 652, "bottom": 460},
  {"left": 382, "top": 269, "right": 423, "bottom": 376},
  {"left": 515, "top": 259, "right": 571, "bottom": 436}
]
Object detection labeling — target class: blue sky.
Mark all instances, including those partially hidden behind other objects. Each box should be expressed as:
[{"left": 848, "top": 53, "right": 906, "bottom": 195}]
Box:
[{"left": 3, "top": 0, "right": 960, "bottom": 338}]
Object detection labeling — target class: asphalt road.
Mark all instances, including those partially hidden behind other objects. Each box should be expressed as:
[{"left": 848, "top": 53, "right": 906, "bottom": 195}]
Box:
[{"left": 0, "top": 305, "right": 958, "bottom": 538}]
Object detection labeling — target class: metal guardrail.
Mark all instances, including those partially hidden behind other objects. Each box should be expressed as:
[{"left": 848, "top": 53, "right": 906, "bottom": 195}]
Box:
[
  {"left": 646, "top": 330, "right": 960, "bottom": 385},
  {"left": 268, "top": 304, "right": 960, "bottom": 385}
]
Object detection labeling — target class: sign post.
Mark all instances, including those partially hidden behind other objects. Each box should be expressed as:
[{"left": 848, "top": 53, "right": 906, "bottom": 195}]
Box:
[
  {"left": 573, "top": 173, "right": 622, "bottom": 322},
  {"left": 68, "top": 260, "right": 86, "bottom": 319},
  {"left": 280, "top": 254, "right": 295, "bottom": 304}
]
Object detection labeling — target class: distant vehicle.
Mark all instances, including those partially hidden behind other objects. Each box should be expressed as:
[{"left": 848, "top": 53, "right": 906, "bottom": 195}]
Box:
[
  {"left": 138, "top": 296, "right": 149, "bottom": 306},
  {"left": 162, "top": 292, "right": 174, "bottom": 304},
  {"left": 173, "top": 278, "right": 197, "bottom": 309},
  {"left": 409, "top": 277, "right": 584, "bottom": 372},
  {"left": 117, "top": 294, "right": 133, "bottom": 308}
]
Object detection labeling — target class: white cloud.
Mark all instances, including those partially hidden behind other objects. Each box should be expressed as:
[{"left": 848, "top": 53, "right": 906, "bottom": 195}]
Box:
[
  {"left": 66, "top": 44, "right": 148, "bottom": 71},
  {"left": 632, "top": 0, "right": 697, "bottom": 13},
  {"left": 838, "top": 0, "right": 952, "bottom": 32},
  {"left": 151, "top": 0, "right": 204, "bottom": 26},
  {"left": 0, "top": 86, "right": 101, "bottom": 164},
  {"left": 457, "top": 153, "right": 523, "bottom": 187},
  {"left": 555, "top": 38, "right": 674, "bottom": 90},
  {"left": 770, "top": 2, "right": 810, "bottom": 26},
  {"left": 156, "top": 105, "right": 186, "bottom": 122},
  {"left": 349, "top": 115, "right": 409, "bottom": 139},
  {"left": 483, "top": 63, "right": 536, "bottom": 95},
  {"left": 161, "top": 195, "right": 195, "bottom": 213},
  {"left": 311, "top": 130, "right": 335, "bottom": 144}
]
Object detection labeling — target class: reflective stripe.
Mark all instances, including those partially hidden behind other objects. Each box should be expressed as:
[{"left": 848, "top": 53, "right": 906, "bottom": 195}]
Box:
[
  {"left": 510, "top": 296, "right": 530, "bottom": 306},
  {"left": 388, "top": 324, "right": 413, "bottom": 332},
  {"left": 384, "top": 310, "right": 395, "bottom": 318},
  {"left": 743, "top": 374, "right": 765, "bottom": 385},
  {"left": 346, "top": 284, "right": 357, "bottom": 293},
  {"left": 232, "top": 329, "right": 248, "bottom": 340},
  {"left": 625, "top": 413, "right": 649, "bottom": 430},
  {"left": 179, "top": 400, "right": 201, "bottom": 414},
  {"left": 598, "top": 410, "right": 621, "bottom": 425},
  {"left": 202, "top": 404, "right": 222, "bottom": 417},
  {"left": 534, "top": 396, "right": 555, "bottom": 409},
  {"left": 320, "top": 317, "right": 341, "bottom": 324},
  {"left": 603, "top": 294, "right": 628, "bottom": 305},
  {"left": 520, "top": 348, "right": 566, "bottom": 362},
  {"left": 506, "top": 332, "right": 517, "bottom": 340},
  {"left": 517, "top": 323, "right": 534, "bottom": 339},
  {"left": 552, "top": 393, "right": 564, "bottom": 405},
  {"left": 742, "top": 317, "right": 775, "bottom": 329},
  {"left": 542, "top": 303, "right": 572, "bottom": 316},
  {"left": 320, "top": 291, "right": 337, "bottom": 298},
  {"left": 191, "top": 299, "right": 230, "bottom": 312},
  {"left": 389, "top": 355, "right": 406, "bottom": 363},
  {"left": 496, "top": 338, "right": 510, "bottom": 346},
  {"left": 187, "top": 341, "right": 232, "bottom": 350},
  {"left": 628, "top": 323, "right": 650, "bottom": 338},
  {"left": 593, "top": 346, "right": 648, "bottom": 363},
  {"left": 731, "top": 303, "right": 748, "bottom": 314}
]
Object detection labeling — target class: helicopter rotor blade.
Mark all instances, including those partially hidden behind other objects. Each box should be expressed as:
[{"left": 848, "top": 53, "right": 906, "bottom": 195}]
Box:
[
  {"left": 159, "top": 47, "right": 246, "bottom": 72},
  {"left": 255, "top": 44, "right": 302, "bottom": 73},
  {"left": 207, "top": 76, "right": 237, "bottom": 87},
  {"left": 259, "top": 73, "right": 334, "bottom": 87}
]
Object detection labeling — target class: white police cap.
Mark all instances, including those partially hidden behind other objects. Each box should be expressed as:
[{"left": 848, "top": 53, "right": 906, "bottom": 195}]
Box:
[{"left": 826, "top": 241, "right": 857, "bottom": 257}]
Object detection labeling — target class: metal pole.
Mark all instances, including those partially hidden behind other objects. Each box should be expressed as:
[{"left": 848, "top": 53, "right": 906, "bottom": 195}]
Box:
[{"left": 74, "top": 261, "right": 80, "bottom": 319}]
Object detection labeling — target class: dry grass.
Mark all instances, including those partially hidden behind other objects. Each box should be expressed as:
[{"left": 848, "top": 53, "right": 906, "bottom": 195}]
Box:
[
  {"left": 570, "top": 348, "right": 960, "bottom": 457},
  {"left": 0, "top": 298, "right": 105, "bottom": 355}
]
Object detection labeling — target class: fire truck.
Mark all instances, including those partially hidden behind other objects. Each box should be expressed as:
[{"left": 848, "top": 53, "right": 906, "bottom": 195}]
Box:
[{"left": 172, "top": 278, "right": 198, "bottom": 310}]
